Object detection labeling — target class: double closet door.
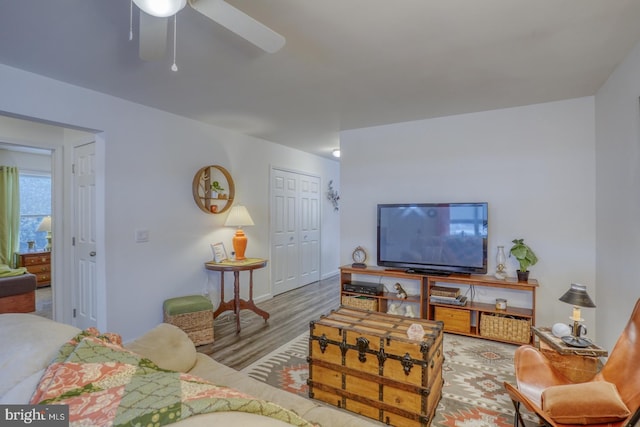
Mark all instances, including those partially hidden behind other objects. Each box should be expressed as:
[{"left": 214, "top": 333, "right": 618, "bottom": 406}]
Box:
[{"left": 270, "top": 168, "right": 320, "bottom": 295}]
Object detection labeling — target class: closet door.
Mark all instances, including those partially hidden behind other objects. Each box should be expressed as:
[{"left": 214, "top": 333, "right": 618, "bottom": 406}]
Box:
[
  {"left": 271, "top": 168, "right": 320, "bottom": 295},
  {"left": 271, "top": 169, "right": 298, "bottom": 295},
  {"left": 298, "top": 174, "right": 320, "bottom": 285}
]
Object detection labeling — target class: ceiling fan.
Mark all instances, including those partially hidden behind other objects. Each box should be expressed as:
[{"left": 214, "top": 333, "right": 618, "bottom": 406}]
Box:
[{"left": 132, "top": 0, "right": 286, "bottom": 62}]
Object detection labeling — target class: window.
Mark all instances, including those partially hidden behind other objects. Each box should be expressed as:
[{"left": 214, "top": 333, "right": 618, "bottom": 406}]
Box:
[{"left": 19, "top": 173, "right": 51, "bottom": 252}]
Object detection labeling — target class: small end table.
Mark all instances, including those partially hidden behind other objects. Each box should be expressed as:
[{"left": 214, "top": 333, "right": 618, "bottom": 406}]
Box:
[
  {"left": 532, "top": 326, "right": 608, "bottom": 383},
  {"left": 204, "top": 258, "right": 269, "bottom": 334}
]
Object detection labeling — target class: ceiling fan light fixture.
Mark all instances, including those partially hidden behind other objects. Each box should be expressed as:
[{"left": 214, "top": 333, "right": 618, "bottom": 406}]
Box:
[{"left": 133, "top": 0, "right": 187, "bottom": 17}]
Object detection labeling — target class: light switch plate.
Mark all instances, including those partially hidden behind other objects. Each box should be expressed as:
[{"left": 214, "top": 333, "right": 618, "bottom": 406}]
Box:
[{"left": 135, "top": 229, "right": 149, "bottom": 243}]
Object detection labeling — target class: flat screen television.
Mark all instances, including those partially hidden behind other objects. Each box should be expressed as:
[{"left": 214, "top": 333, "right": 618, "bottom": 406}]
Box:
[{"left": 377, "top": 202, "right": 488, "bottom": 275}]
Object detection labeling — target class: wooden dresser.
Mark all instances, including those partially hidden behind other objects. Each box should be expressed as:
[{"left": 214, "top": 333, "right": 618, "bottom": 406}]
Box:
[{"left": 16, "top": 251, "right": 51, "bottom": 287}]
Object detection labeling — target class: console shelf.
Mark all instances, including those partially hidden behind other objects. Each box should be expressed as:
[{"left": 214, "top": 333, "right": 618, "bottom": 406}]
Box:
[
  {"left": 342, "top": 290, "right": 422, "bottom": 304},
  {"left": 429, "top": 300, "right": 534, "bottom": 318},
  {"left": 339, "top": 265, "right": 538, "bottom": 345}
]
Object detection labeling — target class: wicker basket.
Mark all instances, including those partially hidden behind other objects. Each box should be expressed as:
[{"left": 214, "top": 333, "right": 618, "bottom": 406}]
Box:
[
  {"left": 479, "top": 313, "right": 531, "bottom": 344},
  {"left": 163, "top": 296, "right": 214, "bottom": 346},
  {"left": 341, "top": 295, "right": 378, "bottom": 311}
]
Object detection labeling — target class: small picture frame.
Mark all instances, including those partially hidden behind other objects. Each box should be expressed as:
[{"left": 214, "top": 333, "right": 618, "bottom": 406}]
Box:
[{"left": 211, "top": 242, "right": 228, "bottom": 263}]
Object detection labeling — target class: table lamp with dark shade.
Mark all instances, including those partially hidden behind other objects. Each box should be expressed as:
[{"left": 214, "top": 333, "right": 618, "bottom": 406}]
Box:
[
  {"left": 559, "top": 283, "right": 596, "bottom": 347},
  {"left": 224, "top": 205, "right": 254, "bottom": 260}
]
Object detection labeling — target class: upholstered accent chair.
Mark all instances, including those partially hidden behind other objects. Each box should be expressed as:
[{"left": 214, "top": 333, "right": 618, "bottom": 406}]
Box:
[{"left": 504, "top": 298, "right": 640, "bottom": 427}]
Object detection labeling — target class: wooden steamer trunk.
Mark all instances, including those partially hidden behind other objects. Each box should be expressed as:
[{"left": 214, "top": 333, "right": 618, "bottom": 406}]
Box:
[{"left": 308, "top": 307, "right": 444, "bottom": 426}]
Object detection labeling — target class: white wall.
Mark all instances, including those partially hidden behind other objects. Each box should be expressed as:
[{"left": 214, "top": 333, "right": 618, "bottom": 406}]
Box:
[
  {"left": 594, "top": 40, "right": 640, "bottom": 351},
  {"left": 0, "top": 64, "right": 340, "bottom": 341},
  {"left": 340, "top": 97, "right": 596, "bottom": 335}
]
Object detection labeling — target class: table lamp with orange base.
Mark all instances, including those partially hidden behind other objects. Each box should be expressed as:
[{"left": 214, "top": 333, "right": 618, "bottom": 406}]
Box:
[{"left": 224, "top": 205, "right": 254, "bottom": 260}]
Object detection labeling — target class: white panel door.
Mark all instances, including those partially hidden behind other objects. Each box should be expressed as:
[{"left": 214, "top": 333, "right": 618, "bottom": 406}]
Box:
[
  {"left": 271, "top": 170, "right": 298, "bottom": 295},
  {"left": 73, "top": 142, "right": 97, "bottom": 329},
  {"left": 299, "top": 174, "right": 320, "bottom": 284},
  {"left": 271, "top": 168, "right": 320, "bottom": 295}
]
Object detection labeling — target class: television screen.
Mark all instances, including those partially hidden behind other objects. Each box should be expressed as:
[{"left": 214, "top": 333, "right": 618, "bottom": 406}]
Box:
[{"left": 377, "top": 203, "right": 488, "bottom": 275}]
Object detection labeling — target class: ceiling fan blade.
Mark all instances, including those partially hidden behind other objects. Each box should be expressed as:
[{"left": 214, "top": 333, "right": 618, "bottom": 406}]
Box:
[
  {"left": 187, "top": 0, "right": 285, "bottom": 53},
  {"left": 138, "top": 12, "right": 168, "bottom": 61}
]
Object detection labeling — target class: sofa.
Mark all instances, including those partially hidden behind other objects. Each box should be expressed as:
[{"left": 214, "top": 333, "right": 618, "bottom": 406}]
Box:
[{"left": 0, "top": 313, "right": 381, "bottom": 426}]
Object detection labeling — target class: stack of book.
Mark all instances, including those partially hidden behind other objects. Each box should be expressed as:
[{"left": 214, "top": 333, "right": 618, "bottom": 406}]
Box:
[{"left": 430, "top": 286, "right": 467, "bottom": 306}]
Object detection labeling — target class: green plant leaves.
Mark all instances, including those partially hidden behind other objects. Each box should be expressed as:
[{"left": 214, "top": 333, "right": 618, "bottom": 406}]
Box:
[{"left": 509, "top": 238, "right": 538, "bottom": 272}]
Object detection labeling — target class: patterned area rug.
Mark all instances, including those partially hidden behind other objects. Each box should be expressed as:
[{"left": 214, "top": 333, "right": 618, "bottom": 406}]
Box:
[{"left": 241, "top": 332, "right": 537, "bottom": 426}]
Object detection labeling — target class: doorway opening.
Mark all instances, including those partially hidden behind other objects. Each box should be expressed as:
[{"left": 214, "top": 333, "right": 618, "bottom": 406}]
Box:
[{"left": 0, "top": 114, "right": 100, "bottom": 328}]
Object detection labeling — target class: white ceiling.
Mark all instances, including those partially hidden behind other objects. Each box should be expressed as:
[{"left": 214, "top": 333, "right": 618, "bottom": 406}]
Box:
[{"left": 1, "top": 1, "right": 640, "bottom": 159}]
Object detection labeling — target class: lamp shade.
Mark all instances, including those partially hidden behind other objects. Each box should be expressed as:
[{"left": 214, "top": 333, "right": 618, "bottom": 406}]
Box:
[
  {"left": 559, "top": 283, "right": 596, "bottom": 308},
  {"left": 224, "top": 205, "right": 254, "bottom": 228},
  {"left": 37, "top": 216, "right": 52, "bottom": 233},
  {"left": 133, "top": 0, "right": 186, "bottom": 17}
]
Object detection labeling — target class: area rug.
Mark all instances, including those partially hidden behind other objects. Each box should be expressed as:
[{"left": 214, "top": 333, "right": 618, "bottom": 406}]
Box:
[{"left": 241, "top": 332, "right": 537, "bottom": 426}]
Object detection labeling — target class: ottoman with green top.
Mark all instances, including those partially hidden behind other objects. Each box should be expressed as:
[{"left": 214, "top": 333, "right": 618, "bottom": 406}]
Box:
[{"left": 163, "top": 295, "right": 214, "bottom": 346}]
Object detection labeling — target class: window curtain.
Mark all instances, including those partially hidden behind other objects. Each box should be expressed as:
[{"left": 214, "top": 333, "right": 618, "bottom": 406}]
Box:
[{"left": 0, "top": 166, "right": 20, "bottom": 266}]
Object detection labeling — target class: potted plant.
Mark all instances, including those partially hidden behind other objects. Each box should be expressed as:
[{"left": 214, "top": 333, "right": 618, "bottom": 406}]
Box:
[
  {"left": 210, "top": 181, "right": 225, "bottom": 199},
  {"left": 509, "top": 238, "right": 538, "bottom": 282}
]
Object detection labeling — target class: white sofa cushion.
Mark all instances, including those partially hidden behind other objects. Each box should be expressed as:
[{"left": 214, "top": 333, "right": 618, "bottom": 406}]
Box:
[
  {"left": 0, "top": 313, "right": 80, "bottom": 397},
  {"left": 124, "top": 323, "right": 197, "bottom": 372},
  {"left": 0, "top": 369, "right": 45, "bottom": 404}
]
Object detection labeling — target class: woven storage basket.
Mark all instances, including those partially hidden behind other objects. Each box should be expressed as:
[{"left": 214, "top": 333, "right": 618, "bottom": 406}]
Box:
[
  {"left": 480, "top": 313, "right": 531, "bottom": 344},
  {"left": 341, "top": 295, "right": 378, "bottom": 311},
  {"left": 163, "top": 295, "right": 214, "bottom": 346}
]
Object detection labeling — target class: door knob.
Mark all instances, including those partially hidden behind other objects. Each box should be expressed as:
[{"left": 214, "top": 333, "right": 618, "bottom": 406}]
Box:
[{"left": 89, "top": 251, "right": 96, "bottom": 257}]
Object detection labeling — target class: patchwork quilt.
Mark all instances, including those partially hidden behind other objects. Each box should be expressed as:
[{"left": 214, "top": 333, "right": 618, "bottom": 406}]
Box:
[{"left": 30, "top": 328, "right": 315, "bottom": 427}]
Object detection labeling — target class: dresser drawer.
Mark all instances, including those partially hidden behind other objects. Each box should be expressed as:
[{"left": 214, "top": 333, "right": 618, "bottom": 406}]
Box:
[
  {"left": 33, "top": 272, "right": 51, "bottom": 284},
  {"left": 26, "top": 263, "right": 51, "bottom": 274},
  {"left": 434, "top": 306, "right": 471, "bottom": 333},
  {"left": 21, "top": 253, "right": 51, "bottom": 266}
]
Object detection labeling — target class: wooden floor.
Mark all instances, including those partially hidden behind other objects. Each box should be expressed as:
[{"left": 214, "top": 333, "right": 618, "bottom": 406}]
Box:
[{"left": 198, "top": 274, "right": 341, "bottom": 370}]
